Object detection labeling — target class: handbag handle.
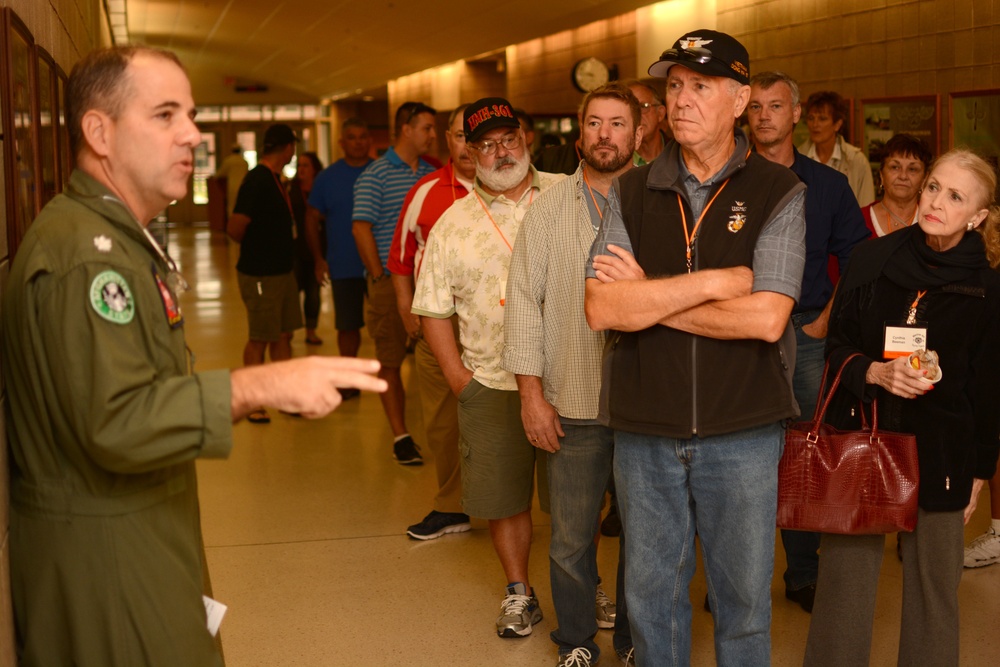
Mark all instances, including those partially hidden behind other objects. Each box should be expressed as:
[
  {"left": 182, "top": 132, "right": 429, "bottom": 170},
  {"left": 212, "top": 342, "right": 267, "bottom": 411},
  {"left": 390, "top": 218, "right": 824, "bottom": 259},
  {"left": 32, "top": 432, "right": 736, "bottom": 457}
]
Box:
[
  {"left": 807, "top": 352, "right": 879, "bottom": 441},
  {"left": 857, "top": 397, "right": 879, "bottom": 438}
]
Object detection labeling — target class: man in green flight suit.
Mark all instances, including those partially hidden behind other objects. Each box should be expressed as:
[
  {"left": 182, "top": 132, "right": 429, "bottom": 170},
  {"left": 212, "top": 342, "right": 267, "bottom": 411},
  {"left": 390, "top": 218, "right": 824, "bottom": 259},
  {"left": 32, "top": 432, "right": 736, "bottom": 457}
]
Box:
[{"left": 1, "top": 46, "right": 386, "bottom": 666}]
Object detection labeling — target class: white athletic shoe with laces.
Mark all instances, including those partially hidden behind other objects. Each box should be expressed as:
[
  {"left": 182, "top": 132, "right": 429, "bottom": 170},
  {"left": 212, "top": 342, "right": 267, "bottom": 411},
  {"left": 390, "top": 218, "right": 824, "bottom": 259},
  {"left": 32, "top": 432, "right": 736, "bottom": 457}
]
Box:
[
  {"left": 557, "top": 647, "right": 593, "bottom": 667},
  {"left": 595, "top": 582, "right": 617, "bottom": 629},
  {"left": 964, "top": 526, "right": 1000, "bottom": 568},
  {"left": 496, "top": 582, "right": 543, "bottom": 638}
]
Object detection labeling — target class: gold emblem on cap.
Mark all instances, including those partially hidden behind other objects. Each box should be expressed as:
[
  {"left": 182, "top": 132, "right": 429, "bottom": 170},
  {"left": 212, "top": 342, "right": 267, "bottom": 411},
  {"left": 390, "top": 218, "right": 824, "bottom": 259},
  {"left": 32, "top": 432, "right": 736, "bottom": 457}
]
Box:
[{"left": 681, "top": 37, "right": 713, "bottom": 49}]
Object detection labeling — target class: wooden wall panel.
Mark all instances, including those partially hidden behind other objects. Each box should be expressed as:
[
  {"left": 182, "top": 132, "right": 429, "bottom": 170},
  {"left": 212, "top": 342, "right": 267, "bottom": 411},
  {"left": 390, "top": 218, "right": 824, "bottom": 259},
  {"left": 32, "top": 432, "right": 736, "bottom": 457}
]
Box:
[
  {"left": 717, "top": 0, "right": 1000, "bottom": 154},
  {"left": 0, "top": 1, "right": 104, "bottom": 663}
]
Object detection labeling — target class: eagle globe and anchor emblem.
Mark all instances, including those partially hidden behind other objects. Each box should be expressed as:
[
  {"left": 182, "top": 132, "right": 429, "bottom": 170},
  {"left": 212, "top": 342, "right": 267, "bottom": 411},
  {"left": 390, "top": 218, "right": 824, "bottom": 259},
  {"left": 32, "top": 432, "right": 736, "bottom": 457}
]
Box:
[{"left": 727, "top": 200, "right": 747, "bottom": 233}]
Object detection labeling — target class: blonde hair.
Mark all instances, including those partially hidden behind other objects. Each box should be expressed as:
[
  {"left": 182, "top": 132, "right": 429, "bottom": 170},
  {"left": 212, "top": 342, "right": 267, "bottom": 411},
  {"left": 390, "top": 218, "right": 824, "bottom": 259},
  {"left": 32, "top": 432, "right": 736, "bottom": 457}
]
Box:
[
  {"left": 983, "top": 208, "right": 1000, "bottom": 269},
  {"left": 930, "top": 149, "right": 1000, "bottom": 268}
]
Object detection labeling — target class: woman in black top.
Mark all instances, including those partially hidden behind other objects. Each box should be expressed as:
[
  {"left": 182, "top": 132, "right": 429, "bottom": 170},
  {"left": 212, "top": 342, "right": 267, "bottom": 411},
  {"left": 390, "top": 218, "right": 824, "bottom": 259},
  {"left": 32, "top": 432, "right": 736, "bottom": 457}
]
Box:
[
  {"left": 804, "top": 149, "right": 1000, "bottom": 666},
  {"left": 290, "top": 151, "right": 324, "bottom": 345}
]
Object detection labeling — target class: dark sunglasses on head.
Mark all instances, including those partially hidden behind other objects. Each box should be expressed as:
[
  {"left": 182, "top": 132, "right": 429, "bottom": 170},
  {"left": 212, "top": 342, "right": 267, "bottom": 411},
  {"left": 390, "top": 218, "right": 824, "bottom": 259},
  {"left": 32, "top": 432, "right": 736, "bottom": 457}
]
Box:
[
  {"left": 399, "top": 101, "right": 435, "bottom": 125},
  {"left": 661, "top": 46, "right": 718, "bottom": 66}
]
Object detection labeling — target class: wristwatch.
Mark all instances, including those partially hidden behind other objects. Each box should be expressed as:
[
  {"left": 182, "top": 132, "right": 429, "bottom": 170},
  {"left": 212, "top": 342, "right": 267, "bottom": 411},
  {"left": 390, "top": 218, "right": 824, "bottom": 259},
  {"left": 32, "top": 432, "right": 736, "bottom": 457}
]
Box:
[{"left": 370, "top": 272, "right": 389, "bottom": 284}]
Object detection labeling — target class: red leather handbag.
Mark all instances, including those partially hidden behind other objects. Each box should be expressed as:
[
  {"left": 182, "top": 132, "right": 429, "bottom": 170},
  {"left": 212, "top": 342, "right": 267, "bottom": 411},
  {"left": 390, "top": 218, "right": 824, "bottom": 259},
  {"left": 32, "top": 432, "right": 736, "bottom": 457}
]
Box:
[{"left": 777, "top": 353, "right": 920, "bottom": 534}]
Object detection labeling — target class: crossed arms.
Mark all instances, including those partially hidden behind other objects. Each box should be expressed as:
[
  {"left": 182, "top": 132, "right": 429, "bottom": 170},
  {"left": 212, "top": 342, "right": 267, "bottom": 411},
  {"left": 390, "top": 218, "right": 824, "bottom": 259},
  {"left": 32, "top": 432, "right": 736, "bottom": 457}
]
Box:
[{"left": 584, "top": 244, "right": 794, "bottom": 343}]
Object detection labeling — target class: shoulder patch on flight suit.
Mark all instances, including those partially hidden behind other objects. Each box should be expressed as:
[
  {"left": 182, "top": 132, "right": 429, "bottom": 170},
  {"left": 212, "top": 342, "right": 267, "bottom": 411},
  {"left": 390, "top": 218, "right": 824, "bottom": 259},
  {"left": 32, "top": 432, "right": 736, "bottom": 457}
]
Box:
[{"left": 90, "top": 270, "right": 135, "bottom": 324}]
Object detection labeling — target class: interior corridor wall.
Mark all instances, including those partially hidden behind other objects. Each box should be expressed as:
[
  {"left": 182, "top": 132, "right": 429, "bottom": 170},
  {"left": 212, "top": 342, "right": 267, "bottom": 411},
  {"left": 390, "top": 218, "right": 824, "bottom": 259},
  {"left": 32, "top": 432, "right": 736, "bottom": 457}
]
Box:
[
  {"left": 0, "top": 1, "right": 105, "bottom": 663},
  {"left": 721, "top": 0, "right": 999, "bottom": 155},
  {"left": 498, "top": 0, "right": 999, "bottom": 156},
  {"left": 3, "top": 0, "right": 999, "bottom": 662}
]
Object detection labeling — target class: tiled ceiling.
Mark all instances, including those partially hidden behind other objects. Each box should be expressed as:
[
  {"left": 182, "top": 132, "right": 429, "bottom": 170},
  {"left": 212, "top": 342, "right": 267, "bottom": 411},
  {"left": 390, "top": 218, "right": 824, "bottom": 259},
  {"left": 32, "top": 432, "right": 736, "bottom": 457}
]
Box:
[{"left": 126, "top": 0, "right": 653, "bottom": 104}]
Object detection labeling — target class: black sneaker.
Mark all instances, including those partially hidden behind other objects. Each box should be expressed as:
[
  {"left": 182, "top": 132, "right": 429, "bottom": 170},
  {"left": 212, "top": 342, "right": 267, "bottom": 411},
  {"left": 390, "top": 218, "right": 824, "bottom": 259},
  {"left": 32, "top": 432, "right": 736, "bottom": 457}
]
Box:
[
  {"left": 393, "top": 436, "right": 423, "bottom": 465},
  {"left": 406, "top": 510, "right": 471, "bottom": 540}
]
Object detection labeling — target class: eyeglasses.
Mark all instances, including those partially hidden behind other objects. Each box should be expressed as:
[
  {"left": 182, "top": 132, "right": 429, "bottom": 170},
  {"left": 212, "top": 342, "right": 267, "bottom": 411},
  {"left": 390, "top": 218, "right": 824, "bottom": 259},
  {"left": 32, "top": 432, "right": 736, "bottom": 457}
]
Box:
[
  {"left": 471, "top": 133, "right": 521, "bottom": 156},
  {"left": 638, "top": 102, "right": 663, "bottom": 112}
]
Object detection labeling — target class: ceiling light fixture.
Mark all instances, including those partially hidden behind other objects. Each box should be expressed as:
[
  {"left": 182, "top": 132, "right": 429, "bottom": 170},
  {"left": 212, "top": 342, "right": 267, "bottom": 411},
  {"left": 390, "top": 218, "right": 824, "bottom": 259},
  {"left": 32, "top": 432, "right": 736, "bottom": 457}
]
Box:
[{"left": 106, "top": 0, "right": 130, "bottom": 45}]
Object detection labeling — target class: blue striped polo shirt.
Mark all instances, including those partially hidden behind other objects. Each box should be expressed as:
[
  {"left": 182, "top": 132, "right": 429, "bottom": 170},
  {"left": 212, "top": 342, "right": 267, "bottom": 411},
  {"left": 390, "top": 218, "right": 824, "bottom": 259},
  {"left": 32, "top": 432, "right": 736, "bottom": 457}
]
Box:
[{"left": 352, "top": 146, "right": 435, "bottom": 269}]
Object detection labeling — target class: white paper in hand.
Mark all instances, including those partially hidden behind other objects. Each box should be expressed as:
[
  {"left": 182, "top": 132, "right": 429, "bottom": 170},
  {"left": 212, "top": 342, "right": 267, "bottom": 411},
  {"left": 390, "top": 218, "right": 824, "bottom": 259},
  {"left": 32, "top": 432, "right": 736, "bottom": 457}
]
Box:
[{"left": 203, "top": 595, "right": 228, "bottom": 637}]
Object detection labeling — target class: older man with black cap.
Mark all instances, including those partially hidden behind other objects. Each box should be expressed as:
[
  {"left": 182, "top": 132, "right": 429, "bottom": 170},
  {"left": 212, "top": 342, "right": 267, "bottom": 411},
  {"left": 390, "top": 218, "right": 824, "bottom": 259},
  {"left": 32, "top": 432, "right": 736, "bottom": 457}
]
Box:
[
  {"left": 413, "top": 97, "right": 564, "bottom": 639},
  {"left": 585, "top": 30, "right": 807, "bottom": 665}
]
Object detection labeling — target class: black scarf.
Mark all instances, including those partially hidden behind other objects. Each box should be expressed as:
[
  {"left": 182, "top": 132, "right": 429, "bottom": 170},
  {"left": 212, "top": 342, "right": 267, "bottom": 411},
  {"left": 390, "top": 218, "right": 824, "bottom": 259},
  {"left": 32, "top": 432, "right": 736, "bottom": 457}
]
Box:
[
  {"left": 882, "top": 225, "right": 988, "bottom": 290},
  {"left": 834, "top": 225, "right": 989, "bottom": 319}
]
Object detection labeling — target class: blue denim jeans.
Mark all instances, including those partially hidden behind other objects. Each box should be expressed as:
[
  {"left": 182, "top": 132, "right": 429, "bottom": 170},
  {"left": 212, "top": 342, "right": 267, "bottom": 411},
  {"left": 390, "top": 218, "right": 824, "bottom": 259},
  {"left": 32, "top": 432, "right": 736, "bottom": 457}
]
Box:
[
  {"left": 548, "top": 424, "right": 631, "bottom": 661},
  {"left": 781, "top": 311, "right": 825, "bottom": 591},
  {"left": 615, "top": 422, "right": 783, "bottom": 667}
]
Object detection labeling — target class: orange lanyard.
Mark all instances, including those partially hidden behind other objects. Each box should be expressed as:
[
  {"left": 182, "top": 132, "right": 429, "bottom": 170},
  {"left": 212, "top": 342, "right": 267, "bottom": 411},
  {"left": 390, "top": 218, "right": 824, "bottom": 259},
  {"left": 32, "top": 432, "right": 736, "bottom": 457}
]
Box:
[
  {"left": 582, "top": 168, "right": 605, "bottom": 223},
  {"left": 676, "top": 179, "right": 730, "bottom": 273},
  {"left": 906, "top": 290, "right": 927, "bottom": 325},
  {"left": 271, "top": 170, "right": 294, "bottom": 220},
  {"left": 449, "top": 163, "right": 467, "bottom": 204},
  {"left": 474, "top": 187, "right": 534, "bottom": 253}
]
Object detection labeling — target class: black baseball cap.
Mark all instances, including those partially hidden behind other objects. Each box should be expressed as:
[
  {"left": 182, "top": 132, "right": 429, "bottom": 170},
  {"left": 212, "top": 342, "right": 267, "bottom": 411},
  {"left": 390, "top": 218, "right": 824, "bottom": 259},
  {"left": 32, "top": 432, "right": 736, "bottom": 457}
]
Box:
[
  {"left": 464, "top": 97, "right": 520, "bottom": 144},
  {"left": 262, "top": 123, "right": 298, "bottom": 152},
  {"left": 648, "top": 29, "right": 750, "bottom": 85}
]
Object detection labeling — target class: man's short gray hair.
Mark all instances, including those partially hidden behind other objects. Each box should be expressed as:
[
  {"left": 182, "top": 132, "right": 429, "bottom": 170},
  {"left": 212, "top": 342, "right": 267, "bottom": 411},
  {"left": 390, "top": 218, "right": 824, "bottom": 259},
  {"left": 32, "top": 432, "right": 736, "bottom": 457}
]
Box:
[
  {"left": 623, "top": 79, "right": 664, "bottom": 106},
  {"left": 750, "top": 71, "right": 801, "bottom": 107},
  {"left": 342, "top": 117, "right": 368, "bottom": 133},
  {"left": 448, "top": 104, "right": 468, "bottom": 128}
]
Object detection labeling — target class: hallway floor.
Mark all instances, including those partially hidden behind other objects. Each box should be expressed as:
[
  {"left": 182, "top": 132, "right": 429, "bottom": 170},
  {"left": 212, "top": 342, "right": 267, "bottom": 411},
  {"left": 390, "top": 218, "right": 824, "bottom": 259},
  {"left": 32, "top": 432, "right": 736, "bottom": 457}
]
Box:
[{"left": 172, "top": 225, "right": 1000, "bottom": 666}]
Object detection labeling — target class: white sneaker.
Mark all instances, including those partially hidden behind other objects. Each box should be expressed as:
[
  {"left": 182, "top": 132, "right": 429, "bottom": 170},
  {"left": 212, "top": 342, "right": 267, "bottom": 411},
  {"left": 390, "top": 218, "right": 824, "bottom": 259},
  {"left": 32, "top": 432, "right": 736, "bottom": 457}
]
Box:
[
  {"left": 556, "top": 647, "right": 594, "bottom": 667},
  {"left": 496, "top": 583, "right": 543, "bottom": 638},
  {"left": 964, "top": 526, "right": 1000, "bottom": 568},
  {"left": 595, "top": 583, "right": 617, "bottom": 629}
]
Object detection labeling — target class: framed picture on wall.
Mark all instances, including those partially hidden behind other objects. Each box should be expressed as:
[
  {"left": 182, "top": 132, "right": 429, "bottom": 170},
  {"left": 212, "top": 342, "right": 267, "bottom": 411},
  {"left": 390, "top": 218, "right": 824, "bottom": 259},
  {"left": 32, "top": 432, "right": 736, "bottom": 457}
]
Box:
[
  {"left": 37, "top": 47, "right": 59, "bottom": 207},
  {"left": 2, "top": 9, "right": 39, "bottom": 254},
  {"left": 859, "top": 96, "right": 939, "bottom": 169},
  {"left": 0, "top": 25, "right": 6, "bottom": 261},
  {"left": 950, "top": 90, "right": 1000, "bottom": 176},
  {"left": 56, "top": 65, "right": 70, "bottom": 188}
]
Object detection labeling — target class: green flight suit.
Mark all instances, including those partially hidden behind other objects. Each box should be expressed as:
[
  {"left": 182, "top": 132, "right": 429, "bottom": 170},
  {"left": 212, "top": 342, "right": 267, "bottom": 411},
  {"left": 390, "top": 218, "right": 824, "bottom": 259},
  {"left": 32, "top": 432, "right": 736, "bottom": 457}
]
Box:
[{"left": 2, "top": 170, "right": 233, "bottom": 666}]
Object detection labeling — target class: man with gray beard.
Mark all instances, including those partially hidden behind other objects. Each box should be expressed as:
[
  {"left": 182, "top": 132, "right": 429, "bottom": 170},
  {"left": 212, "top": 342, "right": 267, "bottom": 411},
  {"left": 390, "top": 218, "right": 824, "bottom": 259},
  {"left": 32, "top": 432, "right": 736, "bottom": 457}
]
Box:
[{"left": 413, "top": 97, "right": 565, "bottom": 639}]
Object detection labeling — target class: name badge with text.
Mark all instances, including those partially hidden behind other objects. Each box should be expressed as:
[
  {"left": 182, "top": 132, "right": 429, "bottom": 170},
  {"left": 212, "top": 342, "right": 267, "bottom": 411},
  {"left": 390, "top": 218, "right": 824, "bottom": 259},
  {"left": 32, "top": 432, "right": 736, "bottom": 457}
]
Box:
[{"left": 883, "top": 322, "right": 928, "bottom": 359}]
